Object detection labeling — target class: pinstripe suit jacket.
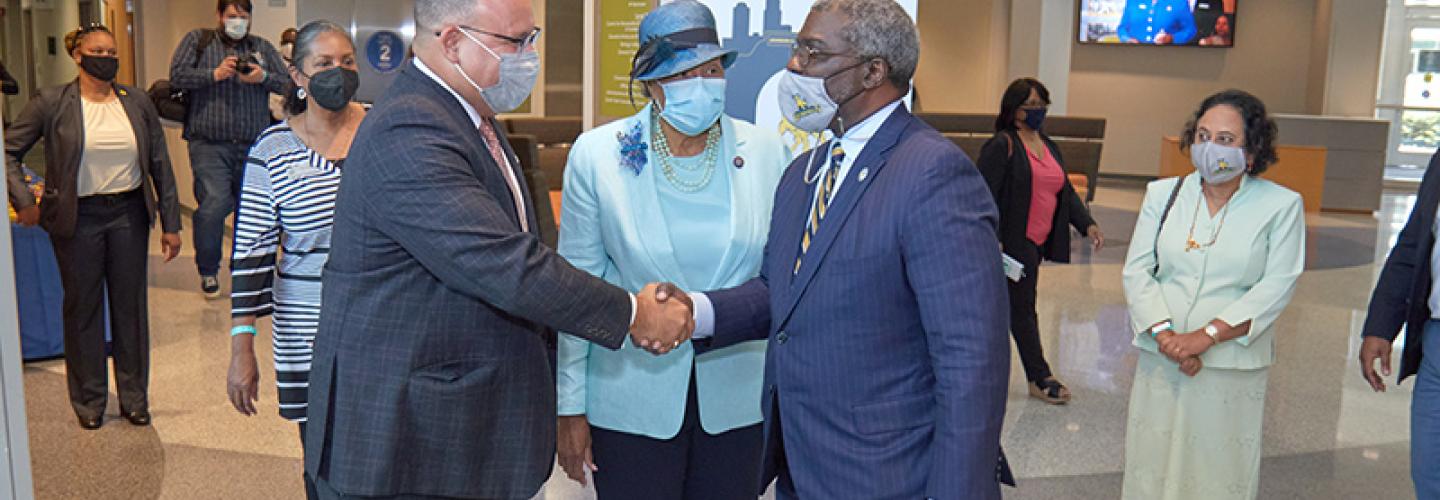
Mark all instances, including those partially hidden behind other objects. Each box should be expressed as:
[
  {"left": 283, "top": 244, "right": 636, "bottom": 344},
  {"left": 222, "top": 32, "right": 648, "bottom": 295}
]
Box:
[
  {"left": 303, "top": 61, "right": 632, "bottom": 499},
  {"left": 705, "top": 104, "right": 1012, "bottom": 500}
]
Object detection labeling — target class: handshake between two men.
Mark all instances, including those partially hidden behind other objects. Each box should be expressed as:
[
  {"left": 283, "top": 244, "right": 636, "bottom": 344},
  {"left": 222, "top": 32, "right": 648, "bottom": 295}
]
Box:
[{"left": 627, "top": 283, "right": 695, "bottom": 355}]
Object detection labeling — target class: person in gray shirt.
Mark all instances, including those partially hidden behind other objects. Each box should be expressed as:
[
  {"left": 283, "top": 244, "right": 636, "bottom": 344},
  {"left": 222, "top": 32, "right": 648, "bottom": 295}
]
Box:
[{"left": 168, "top": 0, "right": 289, "bottom": 298}]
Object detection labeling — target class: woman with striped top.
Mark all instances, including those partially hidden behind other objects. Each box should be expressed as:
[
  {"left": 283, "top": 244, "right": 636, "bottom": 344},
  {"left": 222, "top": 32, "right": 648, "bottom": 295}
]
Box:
[{"left": 223, "top": 20, "right": 361, "bottom": 500}]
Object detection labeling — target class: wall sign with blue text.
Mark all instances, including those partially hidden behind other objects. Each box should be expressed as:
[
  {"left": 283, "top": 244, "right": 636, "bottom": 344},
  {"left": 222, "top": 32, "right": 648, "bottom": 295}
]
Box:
[{"left": 366, "top": 31, "right": 406, "bottom": 73}]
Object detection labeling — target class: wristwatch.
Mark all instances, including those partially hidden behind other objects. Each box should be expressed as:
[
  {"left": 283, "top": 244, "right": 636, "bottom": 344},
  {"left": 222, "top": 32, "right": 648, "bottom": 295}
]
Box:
[{"left": 1204, "top": 323, "right": 1221, "bottom": 343}]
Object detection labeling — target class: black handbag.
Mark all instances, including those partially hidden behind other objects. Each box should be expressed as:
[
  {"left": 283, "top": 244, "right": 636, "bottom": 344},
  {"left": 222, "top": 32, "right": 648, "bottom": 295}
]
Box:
[{"left": 147, "top": 30, "right": 215, "bottom": 123}]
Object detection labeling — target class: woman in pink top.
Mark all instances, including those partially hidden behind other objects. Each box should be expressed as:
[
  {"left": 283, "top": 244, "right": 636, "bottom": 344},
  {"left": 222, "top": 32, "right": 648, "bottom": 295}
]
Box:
[{"left": 977, "top": 78, "right": 1105, "bottom": 405}]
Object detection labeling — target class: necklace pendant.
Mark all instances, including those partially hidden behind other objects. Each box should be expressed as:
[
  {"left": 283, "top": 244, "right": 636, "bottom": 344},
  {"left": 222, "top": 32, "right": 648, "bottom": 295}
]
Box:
[{"left": 1185, "top": 239, "right": 1200, "bottom": 252}]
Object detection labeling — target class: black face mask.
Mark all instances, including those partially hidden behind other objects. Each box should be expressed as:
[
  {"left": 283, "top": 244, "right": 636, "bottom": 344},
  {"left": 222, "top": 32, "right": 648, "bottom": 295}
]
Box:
[
  {"left": 80, "top": 55, "right": 119, "bottom": 82},
  {"left": 304, "top": 67, "right": 360, "bottom": 111}
]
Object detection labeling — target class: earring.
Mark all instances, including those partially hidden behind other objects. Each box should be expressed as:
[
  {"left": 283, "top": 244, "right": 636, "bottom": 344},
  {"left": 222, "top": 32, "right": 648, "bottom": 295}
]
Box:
[{"left": 297, "top": 87, "right": 307, "bottom": 99}]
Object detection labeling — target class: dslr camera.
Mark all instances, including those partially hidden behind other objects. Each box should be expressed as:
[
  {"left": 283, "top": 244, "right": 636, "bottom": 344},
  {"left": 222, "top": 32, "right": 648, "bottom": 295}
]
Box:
[{"left": 234, "top": 51, "right": 261, "bottom": 74}]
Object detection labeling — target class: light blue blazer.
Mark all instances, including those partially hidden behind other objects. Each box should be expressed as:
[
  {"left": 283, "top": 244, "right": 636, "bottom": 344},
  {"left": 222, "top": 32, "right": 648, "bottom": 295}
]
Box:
[{"left": 556, "top": 105, "right": 788, "bottom": 438}]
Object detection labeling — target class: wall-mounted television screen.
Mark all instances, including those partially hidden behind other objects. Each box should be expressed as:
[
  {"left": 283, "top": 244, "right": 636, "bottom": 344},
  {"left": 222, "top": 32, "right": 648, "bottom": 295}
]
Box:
[{"left": 1079, "top": 0, "right": 1236, "bottom": 47}]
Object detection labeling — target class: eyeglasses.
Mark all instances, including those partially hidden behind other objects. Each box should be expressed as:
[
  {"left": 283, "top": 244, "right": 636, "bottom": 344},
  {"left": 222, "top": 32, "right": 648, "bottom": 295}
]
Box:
[
  {"left": 443, "top": 25, "right": 542, "bottom": 53},
  {"left": 1195, "top": 130, "right": 1240, "bottom": 147},
  {"left": 790, "top": 41, "right": 849, "bottom": 67}
]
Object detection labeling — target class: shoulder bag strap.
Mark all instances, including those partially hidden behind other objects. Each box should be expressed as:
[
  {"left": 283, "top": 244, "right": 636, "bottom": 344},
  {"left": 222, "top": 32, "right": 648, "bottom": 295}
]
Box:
[{"left": 1151, "top": 176, "right": 1185, "bottom": 276}]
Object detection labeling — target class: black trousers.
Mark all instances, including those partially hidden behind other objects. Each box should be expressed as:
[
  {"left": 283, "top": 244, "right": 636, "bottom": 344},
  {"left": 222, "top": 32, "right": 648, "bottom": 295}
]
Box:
[
  {"left": 589, "top": 368, "right": 764, "bottom": 500},
  {"left": 48, "top": 190, "right": 150, "bottom": 419},
  {"left": 1006, "top": 241, "right": 1053, "bottom": 383}
]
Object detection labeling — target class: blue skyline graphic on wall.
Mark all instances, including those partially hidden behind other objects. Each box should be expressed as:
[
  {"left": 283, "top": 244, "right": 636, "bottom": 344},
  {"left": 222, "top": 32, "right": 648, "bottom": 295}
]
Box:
[{"left": 720, "top": 0, "right": 796, "bottom": 122}]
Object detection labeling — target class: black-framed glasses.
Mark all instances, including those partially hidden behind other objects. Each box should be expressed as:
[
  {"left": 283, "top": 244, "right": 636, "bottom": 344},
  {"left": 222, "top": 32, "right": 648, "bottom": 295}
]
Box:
[
  {"left": 790, "top": 41, "right": 849, "bottom": 67},
  {"left": 441, "top": 25, "right": 542, "bottom": 52}
]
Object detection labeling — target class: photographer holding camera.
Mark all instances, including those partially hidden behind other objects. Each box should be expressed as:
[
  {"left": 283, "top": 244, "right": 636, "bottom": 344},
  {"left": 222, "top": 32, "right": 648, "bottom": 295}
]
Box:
[{"left": 167, "top": 0, "right": 289, "bottom": 299}]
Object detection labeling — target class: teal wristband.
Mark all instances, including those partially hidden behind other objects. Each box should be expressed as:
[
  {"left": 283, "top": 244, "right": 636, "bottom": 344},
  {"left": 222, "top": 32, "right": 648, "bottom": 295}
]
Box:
[{"left": 230, "top": 325, "right": 257, "bottom": 337}]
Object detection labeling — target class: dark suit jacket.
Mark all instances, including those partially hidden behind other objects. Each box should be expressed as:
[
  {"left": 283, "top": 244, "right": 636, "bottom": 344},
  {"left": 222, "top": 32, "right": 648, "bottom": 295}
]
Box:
[
  {"left": 0, "top": 61, "right": 16, "bottom": 95},
  {"left": 303, "top": 61, "right": 632, "bottom": 499},
  {"left": 976, "top": 129, "right": 1095, "bottom": 263},
  {"left": 5, "top": 81, "right": 182, "bottom": 238},
  {"left": 1364, "top": 151, "right": 1440, "bottom": 382},
  {"left": 704, "top": 104, "right": 1011, "bottom": 500}
]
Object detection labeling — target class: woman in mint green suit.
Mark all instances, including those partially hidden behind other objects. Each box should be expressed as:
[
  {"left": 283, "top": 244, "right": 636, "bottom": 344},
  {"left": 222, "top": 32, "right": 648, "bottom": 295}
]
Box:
[
  {"left": 1121, "top": 90, "right": 1305, "bottom": 500},
  {"left": 552, "top": 2, "right": 788, "bottom": 498}
]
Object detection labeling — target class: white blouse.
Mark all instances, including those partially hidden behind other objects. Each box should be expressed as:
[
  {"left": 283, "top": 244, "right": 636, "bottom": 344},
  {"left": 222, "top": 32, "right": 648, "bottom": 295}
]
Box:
[{"left": 77, "top": 97, "right": 141, "bottom": 197}]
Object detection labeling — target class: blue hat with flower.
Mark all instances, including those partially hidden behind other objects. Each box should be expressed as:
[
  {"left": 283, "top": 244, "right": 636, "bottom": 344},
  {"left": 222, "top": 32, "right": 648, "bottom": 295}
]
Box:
[{"left": 630, "top": 0, "right": 737, "bottom": 82}]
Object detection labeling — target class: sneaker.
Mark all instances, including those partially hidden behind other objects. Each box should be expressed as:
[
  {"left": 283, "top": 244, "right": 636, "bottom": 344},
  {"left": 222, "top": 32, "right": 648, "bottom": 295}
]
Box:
[{"left": 201, "top": 275, "right": 222, "bottom": 299}]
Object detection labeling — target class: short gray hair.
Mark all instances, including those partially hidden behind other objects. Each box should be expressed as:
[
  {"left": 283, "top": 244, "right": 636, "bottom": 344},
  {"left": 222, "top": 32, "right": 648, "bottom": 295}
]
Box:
[
  {"left": 811, "top": 0, "right": 919, "bottom": 88},
  {"left": 415, "top": 0, "right": 479, "bottom": 31}
]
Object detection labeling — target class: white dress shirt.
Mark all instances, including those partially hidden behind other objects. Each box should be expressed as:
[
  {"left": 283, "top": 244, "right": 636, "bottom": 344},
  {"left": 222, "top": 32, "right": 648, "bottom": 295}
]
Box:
[{"left": 691, "top": 100, "right": 904, "bottom": 338}]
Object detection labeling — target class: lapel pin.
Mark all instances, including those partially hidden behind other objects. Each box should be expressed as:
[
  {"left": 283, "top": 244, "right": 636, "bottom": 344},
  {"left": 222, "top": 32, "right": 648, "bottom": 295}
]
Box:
[
  {"left": 734, "top": 156, "right": 745, "bottom": 169},
  {"left": 858, "top": 167, "right": 870, "bottom": 182}
]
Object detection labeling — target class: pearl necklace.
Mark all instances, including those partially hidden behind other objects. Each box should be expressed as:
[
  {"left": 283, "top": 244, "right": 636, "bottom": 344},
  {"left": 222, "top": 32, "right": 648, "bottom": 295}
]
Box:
[{"left": 652, "top": 107, "right": 719, "bottom": 193}]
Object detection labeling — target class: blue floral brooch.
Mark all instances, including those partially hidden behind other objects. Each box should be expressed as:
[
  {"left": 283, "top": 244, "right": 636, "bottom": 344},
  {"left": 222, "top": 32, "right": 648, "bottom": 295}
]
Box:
[{"left": 618, "top": 119, "right": 648, "bottom": 176}]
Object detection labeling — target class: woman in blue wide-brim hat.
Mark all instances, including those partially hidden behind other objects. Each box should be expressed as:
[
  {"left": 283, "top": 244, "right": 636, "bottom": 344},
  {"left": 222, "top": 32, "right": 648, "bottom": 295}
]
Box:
[{"left": 553, "top": 0, "right": 790, "bottom": 497}]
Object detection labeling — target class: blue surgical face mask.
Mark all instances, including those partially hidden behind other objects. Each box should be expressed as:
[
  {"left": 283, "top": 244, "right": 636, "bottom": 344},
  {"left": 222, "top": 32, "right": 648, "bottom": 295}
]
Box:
[
  {"left": 1022, "top": 107, "right": 1047, "bottom": 131},
  {"left": 657, "top": 77, "right": 727, "bottom": 136}
]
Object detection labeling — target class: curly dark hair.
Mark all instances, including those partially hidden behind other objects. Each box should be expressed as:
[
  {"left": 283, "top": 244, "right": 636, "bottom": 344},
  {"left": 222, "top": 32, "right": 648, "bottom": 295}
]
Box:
[{"left": 1180, "top": 89, "right": 1279, "bottom": 176}]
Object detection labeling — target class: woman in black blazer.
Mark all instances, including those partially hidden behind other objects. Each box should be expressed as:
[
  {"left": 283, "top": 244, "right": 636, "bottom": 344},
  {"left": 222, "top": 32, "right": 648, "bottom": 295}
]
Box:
[
  {"left": 5, "top": 25, "right": 182, "bottom": 429},
  {"left": 977, "top": 78, "right": 1104, "bottom": 405}
]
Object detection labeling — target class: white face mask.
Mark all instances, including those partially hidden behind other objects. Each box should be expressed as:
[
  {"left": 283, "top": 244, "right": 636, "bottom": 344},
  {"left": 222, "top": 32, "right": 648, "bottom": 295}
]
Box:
[
  {"left": 224, "top": 18, "right": 250, "bottom": 40},
  {"left": 778, "top": 71, "right": 836, "bottom": 133},
  {"left": 454, "top": 31, "right": 540, "bottom": 114},
  {"left": 280, "top": 43, "right": 294, "bottom": 62},
  {"left": 777, "top": 63, "right": 866, "bottom": 133},
  {"left": 1190, "top": 141, "right": 1248, "bottom": 184}
]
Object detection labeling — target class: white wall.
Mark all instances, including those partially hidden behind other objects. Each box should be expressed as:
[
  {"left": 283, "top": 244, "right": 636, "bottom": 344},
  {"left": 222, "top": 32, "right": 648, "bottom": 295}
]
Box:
[
  {"left": 913, "top": 0, "right": 1011, "bottom": 114},
  {"left": 1067, "top": 0, "right": 1322, "bottom": 176},
  {"left": 1008, "top": 0, "right": 1073, "bottom": 114},
  {"left": 28, "top": 1, "right": 80, "bottom": 89},
  {"left": 1319, "top": 0, "right": 1385, "bottom": 117}
]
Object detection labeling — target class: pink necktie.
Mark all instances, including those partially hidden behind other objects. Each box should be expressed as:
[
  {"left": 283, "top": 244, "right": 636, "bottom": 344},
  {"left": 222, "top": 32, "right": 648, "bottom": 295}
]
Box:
[{"left": 477, "top": 119, "right": 529, "bottom": 232}]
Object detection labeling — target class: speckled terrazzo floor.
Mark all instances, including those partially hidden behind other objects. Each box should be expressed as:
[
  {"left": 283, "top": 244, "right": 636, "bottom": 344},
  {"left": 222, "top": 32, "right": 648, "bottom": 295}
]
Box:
[{"left": 17, "top": 181, "right": 1423, "bottom": 499}]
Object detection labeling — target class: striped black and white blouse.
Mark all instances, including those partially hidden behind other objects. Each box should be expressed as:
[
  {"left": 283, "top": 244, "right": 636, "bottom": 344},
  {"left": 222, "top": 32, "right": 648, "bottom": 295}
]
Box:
[{"left": 231, "top": 123, "right": 341, "bottom": 423}]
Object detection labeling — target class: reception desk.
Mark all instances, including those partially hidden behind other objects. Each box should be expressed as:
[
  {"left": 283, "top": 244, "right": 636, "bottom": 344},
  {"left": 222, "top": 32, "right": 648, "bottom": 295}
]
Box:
[
  {"left": 1160, "top": 137, "right": 1328, "bottom": 212},
  {"left": 1271, "top": 114, "right": 1389, "bottom": 213}
]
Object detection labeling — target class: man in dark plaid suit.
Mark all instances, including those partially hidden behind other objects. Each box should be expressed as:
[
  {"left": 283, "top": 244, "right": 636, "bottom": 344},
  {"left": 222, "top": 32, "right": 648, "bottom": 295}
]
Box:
[{"left": 303, "top": 1, "right": 694, "bottom": 498}]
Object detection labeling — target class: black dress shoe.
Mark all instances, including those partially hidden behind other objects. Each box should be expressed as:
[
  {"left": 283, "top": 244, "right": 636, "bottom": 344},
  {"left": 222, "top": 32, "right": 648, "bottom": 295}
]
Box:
[
  {"left": 121, "top": 410, "right": 151, "bottom": 426},
  {"left": 77, "top": 416, "right": 102, "bottom": 430}
]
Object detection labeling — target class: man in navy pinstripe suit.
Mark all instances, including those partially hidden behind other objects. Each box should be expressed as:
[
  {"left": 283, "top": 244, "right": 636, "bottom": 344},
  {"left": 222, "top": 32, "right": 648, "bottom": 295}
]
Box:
[
  {"left": 667, "top": 1, "right": 1012, "bottom": 498},
  {"left": 304, "top": 1, "right": 695, "bottom": 498}
]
